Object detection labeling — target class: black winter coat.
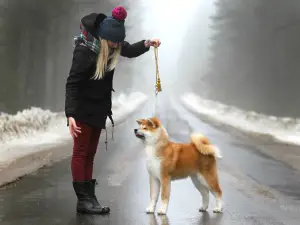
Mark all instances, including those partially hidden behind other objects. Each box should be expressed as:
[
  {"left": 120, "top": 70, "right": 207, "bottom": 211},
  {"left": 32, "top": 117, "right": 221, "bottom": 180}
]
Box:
[{"left": 65, "top": 13, "right": 150, "bottom": 129}]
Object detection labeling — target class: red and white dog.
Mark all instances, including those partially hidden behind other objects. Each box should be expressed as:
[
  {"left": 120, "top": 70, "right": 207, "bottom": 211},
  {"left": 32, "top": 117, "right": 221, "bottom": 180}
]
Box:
[{"left": 134, "top": 117, "right": 223, "bottom": 215}]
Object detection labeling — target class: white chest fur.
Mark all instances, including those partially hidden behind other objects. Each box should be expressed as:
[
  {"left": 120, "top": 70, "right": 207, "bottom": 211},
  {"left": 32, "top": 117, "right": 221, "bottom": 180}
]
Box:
[{"left": 145, "top": 146, "right": 162, "bottom": 180}]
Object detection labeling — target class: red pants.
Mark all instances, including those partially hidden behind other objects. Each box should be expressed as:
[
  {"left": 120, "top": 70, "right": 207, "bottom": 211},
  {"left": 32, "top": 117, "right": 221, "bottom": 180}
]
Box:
[{"left": 71, "top": 121, "right": 101, "bottom": 181}]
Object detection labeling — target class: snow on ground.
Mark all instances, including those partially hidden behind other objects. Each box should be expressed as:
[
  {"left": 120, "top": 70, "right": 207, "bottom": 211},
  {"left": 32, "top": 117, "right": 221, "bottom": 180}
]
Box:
[
  {"left": 0, "top": 92, "right": 148, "bottom": 168},
  {"left": 181, "top": 92, "right": 300, "bottom": 146}
]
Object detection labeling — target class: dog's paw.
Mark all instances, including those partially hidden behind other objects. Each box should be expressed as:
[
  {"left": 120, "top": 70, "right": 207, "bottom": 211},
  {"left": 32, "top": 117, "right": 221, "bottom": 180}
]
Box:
[
  {"left": 213, "top": 207, "right": 223, "bottom": 213},
  {"left": 157, "top": 208, "right": 167, "bottom": 215},
  {"left": 199, "top": 206, "right": 208, "bottom": 212},
  {"left": 145, "top": 206, "right": 155, "bottom": 214}
]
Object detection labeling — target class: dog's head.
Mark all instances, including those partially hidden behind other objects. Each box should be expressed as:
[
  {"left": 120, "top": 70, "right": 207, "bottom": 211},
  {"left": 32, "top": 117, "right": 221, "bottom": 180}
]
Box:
[{"left": 134, "top": 117, "right": 166, "bottom": 144}]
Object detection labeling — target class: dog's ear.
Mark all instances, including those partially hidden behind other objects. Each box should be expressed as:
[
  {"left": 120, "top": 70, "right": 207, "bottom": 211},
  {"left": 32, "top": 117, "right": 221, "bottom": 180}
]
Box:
[
  {"left": 136, "top": 119, "right": 143, "bottom": 125},
  {"left": 151, "top": 117, "right": 161, "bottom": 128},
  {"left": 147, "top": 117, "right": 160, "bottom": 128},
  {"left": 146, "top": 119, "right": 154, "bottom": 127}
]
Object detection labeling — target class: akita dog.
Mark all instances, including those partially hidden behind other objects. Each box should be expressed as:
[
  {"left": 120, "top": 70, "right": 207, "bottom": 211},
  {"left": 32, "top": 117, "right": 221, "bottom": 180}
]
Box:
[{"left": 134, "top": 117, "right": 223, "bottom": 215}]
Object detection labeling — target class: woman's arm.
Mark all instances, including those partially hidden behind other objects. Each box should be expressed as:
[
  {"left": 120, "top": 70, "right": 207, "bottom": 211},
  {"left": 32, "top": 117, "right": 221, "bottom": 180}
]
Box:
[
  {"left": 120, "top": 40, "right": 150, "bottom": 58},
  {"left": 65, "top": 45, "right": 94, "bottom": 118}
]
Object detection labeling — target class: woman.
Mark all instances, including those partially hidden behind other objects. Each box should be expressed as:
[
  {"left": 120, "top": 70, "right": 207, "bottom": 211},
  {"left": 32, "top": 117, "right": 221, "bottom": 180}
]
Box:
[{"left": 64, "top": 6, "right": 161, "bottom": 215}]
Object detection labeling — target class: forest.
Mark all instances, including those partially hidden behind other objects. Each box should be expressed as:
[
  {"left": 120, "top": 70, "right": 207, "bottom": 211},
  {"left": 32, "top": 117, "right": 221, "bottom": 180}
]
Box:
[
  {"left": 0, "top": 0, "right": 138, "bottom": 113},
  {"left": 204, "top": 0, "right": 300, "bottom": 117},
  {"left": 179, "top": 0, "right": 300, "bottom": 117},
  {"left": 2, "top": 0, "right": 300, "bottom": 118}
]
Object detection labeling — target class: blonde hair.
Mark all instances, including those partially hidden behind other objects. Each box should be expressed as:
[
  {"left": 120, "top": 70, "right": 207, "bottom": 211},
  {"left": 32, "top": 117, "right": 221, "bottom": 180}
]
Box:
[{"left": 92, "top": 38, "right": 121, "bottom": 80}]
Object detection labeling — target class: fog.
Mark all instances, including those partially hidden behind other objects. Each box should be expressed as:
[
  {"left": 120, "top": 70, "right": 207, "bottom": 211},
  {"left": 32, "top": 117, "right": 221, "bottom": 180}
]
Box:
[
  {"left": 200, "top": 0, "right": 300, "bottom": 117},
  {"left": 0, "top": 0, "right": 299, "bottom": 118}
]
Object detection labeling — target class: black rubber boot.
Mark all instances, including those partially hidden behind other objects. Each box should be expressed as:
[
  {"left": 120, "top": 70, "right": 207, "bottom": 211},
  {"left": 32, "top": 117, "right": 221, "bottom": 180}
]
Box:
[
  {"left": 87, "top": 179, "right": 110, "bottom": 214},
  {"left": 72, "top": 181, "right": 110, "bottom": 214}
]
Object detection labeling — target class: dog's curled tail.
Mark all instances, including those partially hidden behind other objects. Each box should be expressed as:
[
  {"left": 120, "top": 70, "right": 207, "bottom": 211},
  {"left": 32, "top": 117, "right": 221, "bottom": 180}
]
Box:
[{"left": 190, "top": 133, "right": 222, "bottom": 159}]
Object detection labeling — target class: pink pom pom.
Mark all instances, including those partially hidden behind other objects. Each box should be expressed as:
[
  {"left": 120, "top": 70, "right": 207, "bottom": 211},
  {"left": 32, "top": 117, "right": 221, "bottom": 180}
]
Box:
[{"left": 112, "top": 6, "right": 127, "bottom": 21}]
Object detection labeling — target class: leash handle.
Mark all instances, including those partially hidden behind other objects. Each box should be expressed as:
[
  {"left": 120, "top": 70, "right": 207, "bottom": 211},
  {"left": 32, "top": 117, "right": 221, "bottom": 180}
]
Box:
[
  {"left": 154, "top": 47, "right": 162, "bottom": 94},
  {"left": 153, "top": 47, "right": 162, "bottom": 117}
]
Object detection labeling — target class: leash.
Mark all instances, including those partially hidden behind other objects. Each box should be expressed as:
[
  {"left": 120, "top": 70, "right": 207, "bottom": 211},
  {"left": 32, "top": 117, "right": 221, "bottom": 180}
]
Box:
[{"left": 153, "top": 46, "right": 162, "bottom": 116}]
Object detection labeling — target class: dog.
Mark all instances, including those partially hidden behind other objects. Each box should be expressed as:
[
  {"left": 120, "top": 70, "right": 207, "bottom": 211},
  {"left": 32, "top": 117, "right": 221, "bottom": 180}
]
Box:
[{"left": 134, "top": 117, "right": 223, "bottom": 215}]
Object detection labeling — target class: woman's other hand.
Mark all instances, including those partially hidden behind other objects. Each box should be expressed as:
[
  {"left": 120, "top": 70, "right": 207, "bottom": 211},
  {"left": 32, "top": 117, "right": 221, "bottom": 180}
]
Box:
[
  {"left": 68, "top": 117, "right": 81, "bottom": 138},
  {"left": 145, "top": 38, "right": 161, "bottom": 48}
]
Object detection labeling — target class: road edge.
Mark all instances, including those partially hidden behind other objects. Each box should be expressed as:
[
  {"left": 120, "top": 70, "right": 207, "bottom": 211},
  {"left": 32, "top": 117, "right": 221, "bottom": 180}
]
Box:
[{"left": 0, "top": 98, "right": 148, "bottom": 187}]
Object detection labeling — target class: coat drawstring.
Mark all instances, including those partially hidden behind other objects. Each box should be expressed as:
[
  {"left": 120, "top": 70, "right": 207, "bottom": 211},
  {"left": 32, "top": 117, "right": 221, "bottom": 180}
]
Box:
[
  {"left": 108, "top": 115, "right": 114, "bottom": 141},
  {"left": 104, "top": 115, "right": 115, "bottom": 151}
]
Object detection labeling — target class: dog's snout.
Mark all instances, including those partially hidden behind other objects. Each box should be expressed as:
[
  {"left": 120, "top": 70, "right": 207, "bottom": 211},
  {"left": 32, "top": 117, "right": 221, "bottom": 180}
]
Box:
[{"left": 134, "top": 129, "right": 138, "bottom": 134}]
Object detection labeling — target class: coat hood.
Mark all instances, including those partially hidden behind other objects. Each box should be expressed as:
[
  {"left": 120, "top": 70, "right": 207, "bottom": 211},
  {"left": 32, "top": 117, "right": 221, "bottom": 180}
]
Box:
[{"left": 81, "top": 13, "right": 107, "bottom": 39}]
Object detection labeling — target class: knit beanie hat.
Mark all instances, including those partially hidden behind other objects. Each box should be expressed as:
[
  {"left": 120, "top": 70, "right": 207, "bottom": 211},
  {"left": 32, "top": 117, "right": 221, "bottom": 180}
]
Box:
[{"left": 97, "top": 6, "right": 127, "bottom": 43}]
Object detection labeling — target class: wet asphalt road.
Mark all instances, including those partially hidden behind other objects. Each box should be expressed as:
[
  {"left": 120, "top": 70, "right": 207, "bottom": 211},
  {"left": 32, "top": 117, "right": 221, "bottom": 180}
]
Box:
[{"left": 0, "top": 95, "right": 300, "bottom": 225}]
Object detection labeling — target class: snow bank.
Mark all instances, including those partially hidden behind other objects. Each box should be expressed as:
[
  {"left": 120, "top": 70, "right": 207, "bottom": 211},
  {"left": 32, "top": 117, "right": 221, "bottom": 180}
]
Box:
[
  {"left": 0, "top": 92, "right": 148, "bottom": 185},
  {"left": 181, "top": 92, "right": 300, "bottom": 146}
]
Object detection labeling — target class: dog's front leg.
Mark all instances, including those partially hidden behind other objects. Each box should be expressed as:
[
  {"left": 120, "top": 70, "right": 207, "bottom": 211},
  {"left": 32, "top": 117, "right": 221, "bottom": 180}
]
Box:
[
  {"left": 158, "top": 175, "right": 171, "bottom": 215},
  {"left": 146, "top": 175, "right": 160, "bottom": 214}
]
